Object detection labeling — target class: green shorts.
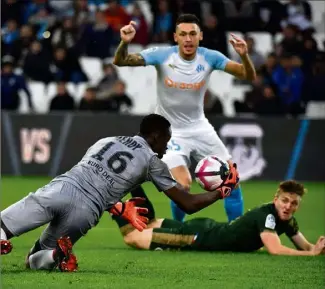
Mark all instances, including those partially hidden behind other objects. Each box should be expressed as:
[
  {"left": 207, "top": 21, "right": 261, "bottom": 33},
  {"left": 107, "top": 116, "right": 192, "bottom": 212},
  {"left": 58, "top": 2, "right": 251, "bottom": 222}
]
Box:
[{"left": 150, "top": 218, "right": 223, "bottom": 251}]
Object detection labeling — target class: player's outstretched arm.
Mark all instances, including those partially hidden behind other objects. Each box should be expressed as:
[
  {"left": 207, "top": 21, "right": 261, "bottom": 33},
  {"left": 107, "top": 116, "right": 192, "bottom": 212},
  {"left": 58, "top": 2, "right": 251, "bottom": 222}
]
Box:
[
  {"left": 113, "top": 21, "right": 145, "bottom": 67},
  {"left": 225, "top": 33, "right": 256, "bottom": 81},
  {"left": 163, "top": 163, "right": 239, "bottom": 214},
  {"left": 260, "top": 231, "right": 325, "bottom": 256},
  {"left": 164, "top": 183, "right": 223, "bottom": 214}
]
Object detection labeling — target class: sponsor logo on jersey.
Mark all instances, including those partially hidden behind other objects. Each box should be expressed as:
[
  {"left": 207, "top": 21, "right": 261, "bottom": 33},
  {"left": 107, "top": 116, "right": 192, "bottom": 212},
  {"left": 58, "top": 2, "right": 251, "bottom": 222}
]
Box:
[
  {"left": 164, "top": 77, "right": 205, "bottom": 90},
  {"left": 265, "top": 214, "right": 276, "bottom": 229},
  {"left": 219, "top": 123, "right": 266, "bottom": 181}
]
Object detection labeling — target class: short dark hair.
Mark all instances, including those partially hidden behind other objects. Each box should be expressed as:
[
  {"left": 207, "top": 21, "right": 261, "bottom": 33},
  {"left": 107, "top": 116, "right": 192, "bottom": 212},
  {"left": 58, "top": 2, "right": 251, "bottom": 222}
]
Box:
[
  {"left": 140, "top": 114, "right": 170, "bottom": 137},
  {"left": 176, "top": 14, "right": 201, "bottom": 29},
  {"left": 276, "top": 180, "right": 306, "bottom": 197}
]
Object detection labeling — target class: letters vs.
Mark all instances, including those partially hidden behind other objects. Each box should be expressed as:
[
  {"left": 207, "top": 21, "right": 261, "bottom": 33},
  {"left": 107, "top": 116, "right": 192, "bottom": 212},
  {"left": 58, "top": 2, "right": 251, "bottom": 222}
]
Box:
[{"left": 20, "top": 128, "right": 51, "bottom": 164}]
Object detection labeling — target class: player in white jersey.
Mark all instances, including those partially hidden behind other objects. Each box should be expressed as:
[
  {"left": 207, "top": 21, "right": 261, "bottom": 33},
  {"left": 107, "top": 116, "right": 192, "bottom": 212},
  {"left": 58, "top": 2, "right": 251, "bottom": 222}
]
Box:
[
  {"left": 113, "top": 14, "right": 256, "bottom": 222},
  {"left": 0, "top": 114, "right": 239, "bottom": 272}
]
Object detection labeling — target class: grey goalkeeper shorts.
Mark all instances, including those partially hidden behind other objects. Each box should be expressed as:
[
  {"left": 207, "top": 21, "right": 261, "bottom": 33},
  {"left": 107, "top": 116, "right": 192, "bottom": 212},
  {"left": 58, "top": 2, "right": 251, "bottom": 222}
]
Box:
[{"left": 1, "top": 180, "right": 101, "bottom": 249}]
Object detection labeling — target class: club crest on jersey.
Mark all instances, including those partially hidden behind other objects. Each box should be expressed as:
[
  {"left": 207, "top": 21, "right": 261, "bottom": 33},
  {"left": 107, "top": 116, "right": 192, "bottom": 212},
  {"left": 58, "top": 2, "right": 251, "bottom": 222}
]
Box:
[{"left": 196, "top": 64, "right": 205, "bottom": 73}]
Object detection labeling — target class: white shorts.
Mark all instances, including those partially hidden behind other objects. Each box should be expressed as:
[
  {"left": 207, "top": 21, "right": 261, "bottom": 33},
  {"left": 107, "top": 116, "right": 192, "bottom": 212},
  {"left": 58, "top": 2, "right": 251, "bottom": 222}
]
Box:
[{"left": 162, "top": 122, "right": 231, "bottom": 169}]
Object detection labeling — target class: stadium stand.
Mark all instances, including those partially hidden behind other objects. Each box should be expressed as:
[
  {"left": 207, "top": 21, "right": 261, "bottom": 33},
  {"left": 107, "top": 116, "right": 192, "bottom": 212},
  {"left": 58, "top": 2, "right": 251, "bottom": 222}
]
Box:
[{"left": 2, "top": 0, "right": 325, "bottom": 118}]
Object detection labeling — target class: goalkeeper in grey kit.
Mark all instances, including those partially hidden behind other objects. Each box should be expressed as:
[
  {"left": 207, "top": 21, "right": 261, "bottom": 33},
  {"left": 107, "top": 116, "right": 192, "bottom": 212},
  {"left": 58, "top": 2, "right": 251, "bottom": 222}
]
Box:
[{"left": 0, "top": 114, "right": 239, "bottom": 272}]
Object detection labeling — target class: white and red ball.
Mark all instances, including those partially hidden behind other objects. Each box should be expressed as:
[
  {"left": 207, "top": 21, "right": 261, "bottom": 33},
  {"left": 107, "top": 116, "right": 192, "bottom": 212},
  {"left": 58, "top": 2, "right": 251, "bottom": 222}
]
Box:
[{"left": 195, "top": 155, "right": 229, "bottom": 191}]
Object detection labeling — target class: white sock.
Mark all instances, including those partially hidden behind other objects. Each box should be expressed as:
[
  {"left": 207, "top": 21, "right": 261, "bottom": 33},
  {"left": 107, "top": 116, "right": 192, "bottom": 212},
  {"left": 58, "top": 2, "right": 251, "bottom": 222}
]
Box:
[
  {"left": 28, "top": 250, "right": 56, "bottom": 270},
  {"left": 1, "top": 228, "right": 8, "bottom": 240}
]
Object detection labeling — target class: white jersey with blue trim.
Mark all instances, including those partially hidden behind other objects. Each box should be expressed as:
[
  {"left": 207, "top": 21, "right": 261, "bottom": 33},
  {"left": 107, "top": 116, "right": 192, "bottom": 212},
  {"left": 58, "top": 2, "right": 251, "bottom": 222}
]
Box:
[{"left": 139, "top": 46, "right": 230, "bottom": 133}]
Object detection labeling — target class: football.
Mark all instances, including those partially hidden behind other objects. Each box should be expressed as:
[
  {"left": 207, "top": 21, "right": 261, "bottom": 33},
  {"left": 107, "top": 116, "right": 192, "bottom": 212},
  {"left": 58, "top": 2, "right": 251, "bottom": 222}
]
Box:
[{"left": 195, "top": 155, "right": 230, "bottom": 191}]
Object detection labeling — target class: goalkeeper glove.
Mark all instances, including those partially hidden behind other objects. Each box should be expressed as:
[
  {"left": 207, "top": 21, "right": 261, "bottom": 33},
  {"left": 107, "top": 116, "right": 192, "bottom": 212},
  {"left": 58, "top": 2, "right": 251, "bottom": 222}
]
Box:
[
  {"left": 217, "top": 163, "right": 240, "bottom": 199},
  {"left": 109, "top": 197, "right": 149, "bottom": 231}
]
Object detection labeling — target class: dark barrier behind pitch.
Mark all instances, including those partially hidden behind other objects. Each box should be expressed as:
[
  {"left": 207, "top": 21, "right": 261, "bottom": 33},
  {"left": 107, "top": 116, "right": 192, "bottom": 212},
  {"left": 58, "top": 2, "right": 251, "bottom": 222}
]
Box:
[{"left": 1, "top": 112, "right": 324, "bottom": 181}]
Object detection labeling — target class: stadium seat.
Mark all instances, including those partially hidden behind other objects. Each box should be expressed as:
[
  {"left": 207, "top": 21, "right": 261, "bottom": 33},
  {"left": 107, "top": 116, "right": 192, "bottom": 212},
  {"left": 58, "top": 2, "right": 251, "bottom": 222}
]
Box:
[
  {"left": 310, "top": 1, "right": 325, "bottom": 32},
  {"left": 27, "top": 82, "right": 47, "bottom": 113},
  {"left": 314, "top": 33, "right": 325, "bottom": 50},
  {"left": 249, "top": 32, "right": 273, "bottom": 56},
  {"left": 80, "top": 57, "right": 103, "bottom": 85},
  {"left": 305, "top": 101, "right": 325, "bottom": 118},
  {"left": 145, "top": 43, "right": 172, "bottom": 50},
  {"left": 209, "top": 71, "right": 233, "bottom": 98},
  {"left": 128, "top": 44, "right": 144, "bottom": 53}
]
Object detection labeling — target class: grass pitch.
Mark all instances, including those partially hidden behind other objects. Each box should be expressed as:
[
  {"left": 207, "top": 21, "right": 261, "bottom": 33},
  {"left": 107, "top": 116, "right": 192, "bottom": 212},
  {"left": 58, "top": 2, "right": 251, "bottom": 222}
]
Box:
[{"left": 1, "top": 177, "right": 324, "bottom": 289}]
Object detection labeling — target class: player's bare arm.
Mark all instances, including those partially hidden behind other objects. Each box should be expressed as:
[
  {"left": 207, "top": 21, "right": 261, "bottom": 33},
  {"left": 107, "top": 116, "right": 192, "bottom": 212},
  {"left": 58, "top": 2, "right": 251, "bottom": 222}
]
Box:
[
  {"left": 113, "top": 21, "right": 145, "bottom": 67},
  {"left": 164, "top": 183, "right": 222, "bottom": 214},
  {"left": 225, "top": 34, "right": 256, "bottom": 81},
  {"left": 260, "top": 230, "right": 325, "bottom": 256},
  {"left": 291, "top": 232, "right": 320, "bottom": 251},
  {"left": 163, "top": 163, "right": 238, "bottom": 214}
]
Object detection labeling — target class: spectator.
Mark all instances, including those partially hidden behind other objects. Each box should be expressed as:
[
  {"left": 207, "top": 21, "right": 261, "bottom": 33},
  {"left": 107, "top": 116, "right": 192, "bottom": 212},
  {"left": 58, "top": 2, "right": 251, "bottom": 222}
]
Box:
[
  {"left": 23, "top": 40, "right": 52, "bottom": 83},
  {"left": 51, "top": 16, "right": 79, "bottom": 51},
  {"left": 105, "top": 0, "right": 131, "bottom": 32},
  {"left": 203, "top": 90, "right": 223, "bottom": 115},
  {"left": 24, "top": 0, "right": 52, "bottom": 24},
  {"left": 300, "top": 37, "right": 318, "bottom": 75},
  {"left": 1, "top": 0, "right": 24, "bottom": 26},
  {"left": 50, "top": 46, "right": 88, "bottom": 84},
  {"left": 170, "top": 0, "right": 202, "bottom": 23},
  {"left": 235, "top": 73, "right": 265, "bottom": 114},
  {"left": 106, "top": 80, "right": 133, "bottom": 113},
  {"left": 272, "top": 53, "right": 304, "bottom": 116},
  {"left": 28, "top": 5, "right": 56, "bottom": 40},
  {"left": 96, "top": 62, "right": 119, "bottom": 100},
  {"left": 302, "top": 52, "right": 325, "bottom": 102},
  {"left": 234, "top": 35, "right": 265, "bottom": 70},
  {"left": 201, "top": 14, "right": 228, "bottom": 57},
  {"left": 49, "top": 82, "right": 75, "bottom": 111},
  {"left": 2, "top": 19, "right": 19, "bottom": 48},
  {"left": 282, "top": 0, "right": 313, "bottom": 32},
  {"left": 255, "top": 85, "right": 285, "bottom": 115},
  {"left": 256, "top": 0, "right": 285, "bottom": 34},
  {"left": 79, "top": 86, "right": 109, "bottom": 111},
  {"left": 74, "top": 0, "right": 91, "bottom": 27},
  {"left": 88, "top": 0, "right": 109, "bottom": 13},
  {"left": 259, "top": 52, "right": 278, "bottom": 88},
  {"left": 1, "top": 56, "right": 34, "bottom": 111},
  {"left": 78, "top": 10, "right": 116, "bottom": 59},
  {"left": 152, "top": 0, "right": 173, "bottom": 43},
  {"left": 130, "top": 3, "right": 149, "bottom": 46},
  {"left": 224, "top": 0, "right": 257, "bottom": 32},
  {"left": 209, "top": 0, "right": 227, "bottom": 25},
  {"left": 278, "top": 24, "right": 303, "bottom": 56},
  {"left": 48, "top": 0, "right": 74, "bottom": 20},
  {"left": 9, "top": 25, "right": 36, "bottom": 67}
]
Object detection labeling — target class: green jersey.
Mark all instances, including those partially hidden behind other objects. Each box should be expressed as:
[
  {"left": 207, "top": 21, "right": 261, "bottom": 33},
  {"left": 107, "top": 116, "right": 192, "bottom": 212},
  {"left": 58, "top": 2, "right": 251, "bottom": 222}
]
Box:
[{"left": 194, "top": 203, "right": 299, "bottom": 252}]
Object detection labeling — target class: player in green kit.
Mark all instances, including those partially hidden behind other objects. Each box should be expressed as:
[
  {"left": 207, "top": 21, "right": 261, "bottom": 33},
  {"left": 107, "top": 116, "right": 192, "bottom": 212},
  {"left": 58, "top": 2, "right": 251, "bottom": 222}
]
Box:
[{"left": 112, "top": 180, "right": 325, "bottom": 256}]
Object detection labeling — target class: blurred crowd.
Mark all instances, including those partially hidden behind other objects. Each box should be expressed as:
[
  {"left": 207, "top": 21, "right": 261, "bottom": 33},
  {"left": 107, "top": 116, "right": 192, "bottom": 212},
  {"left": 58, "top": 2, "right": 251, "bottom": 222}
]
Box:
[{"left": 1, "top": 0, "right": 325, "bottom": 117}]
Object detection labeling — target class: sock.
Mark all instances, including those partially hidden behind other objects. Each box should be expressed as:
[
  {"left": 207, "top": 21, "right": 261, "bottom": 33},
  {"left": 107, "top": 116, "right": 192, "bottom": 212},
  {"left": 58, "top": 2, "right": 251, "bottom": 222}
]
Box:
[
  {"left": 224, "top": 186, "right": 244, "bottom": 222},
  {"left": 130, "top": 186, "right": 155, "bottom": 220},
  {"left": 29, "top": 250, "right": 56, "bottom": 270},
  {"left": 1, "top": 228, "right": 7, "bottom": 240},
  {"left": 170, "top": 200, "right": 186, "bottom": 222}
]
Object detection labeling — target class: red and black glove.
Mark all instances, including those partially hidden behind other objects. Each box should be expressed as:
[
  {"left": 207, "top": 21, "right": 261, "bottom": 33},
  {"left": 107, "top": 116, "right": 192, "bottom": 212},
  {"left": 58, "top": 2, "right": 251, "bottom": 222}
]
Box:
[
  {"left": 109, "top": 197, "right": 149, "bottom": 231},
  {"left": 217, "top": 163, "right": 240, "bottom": 199}
]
